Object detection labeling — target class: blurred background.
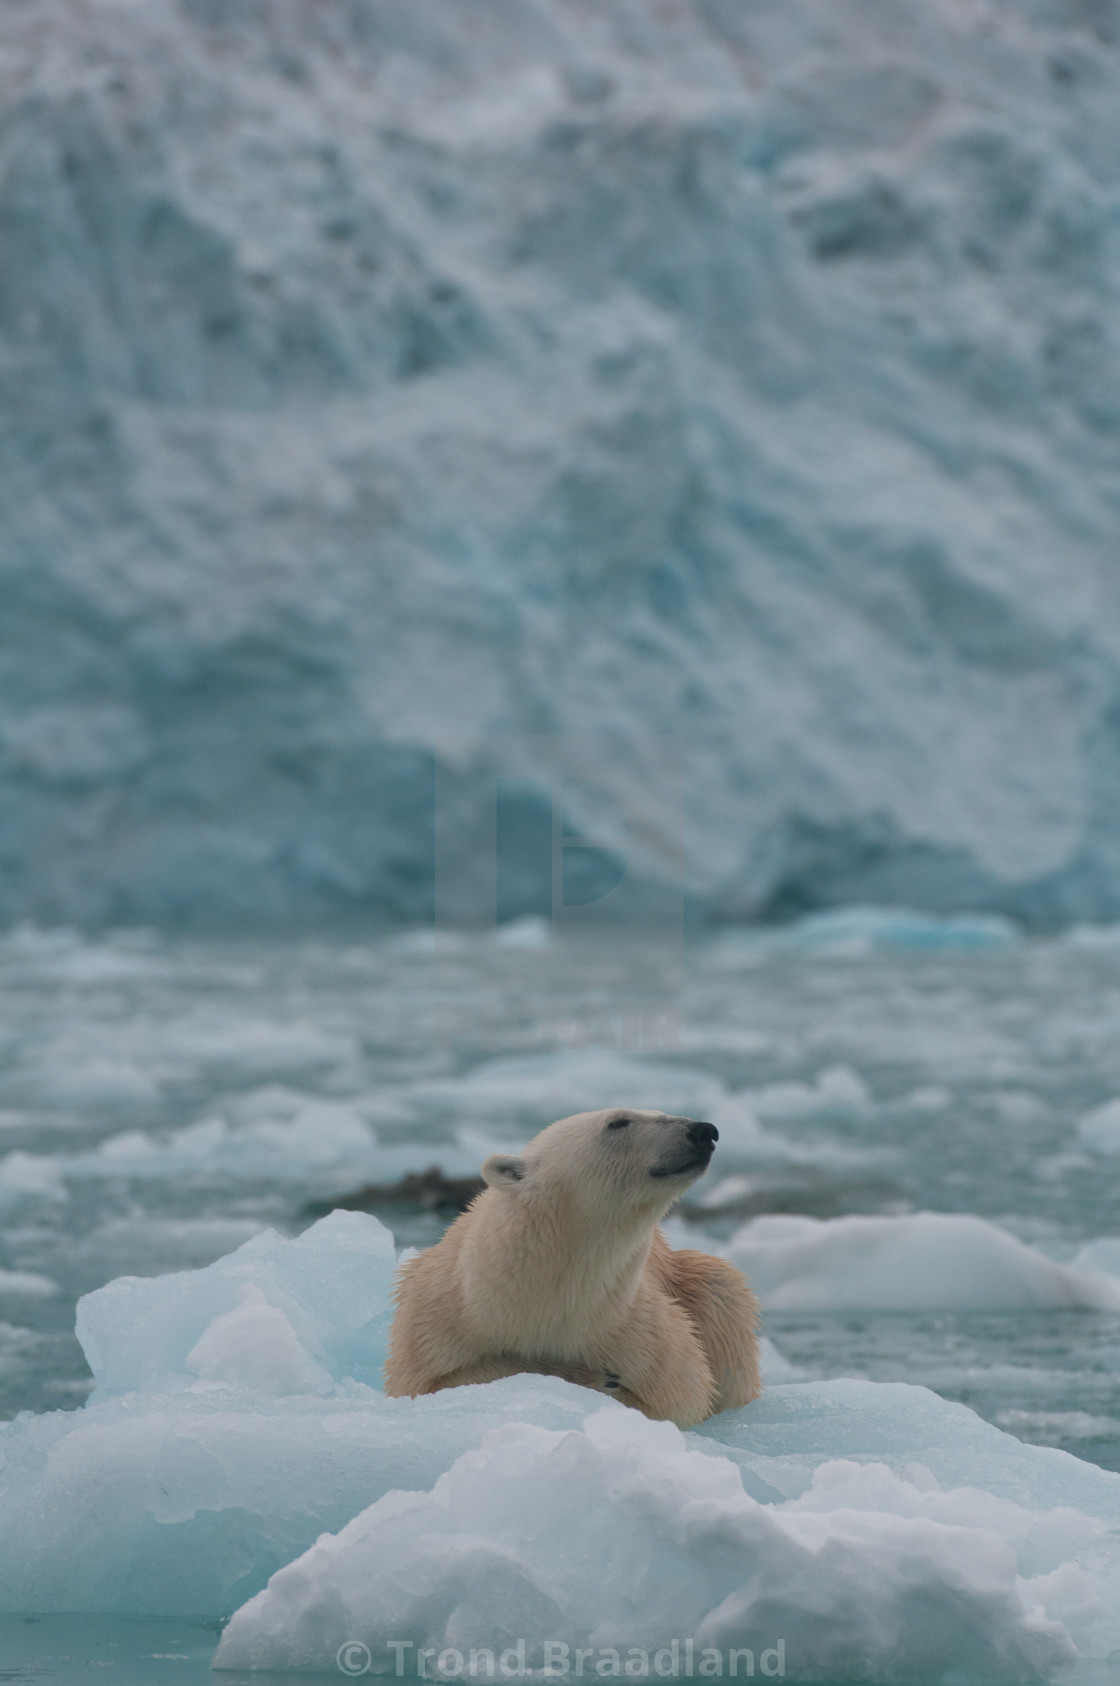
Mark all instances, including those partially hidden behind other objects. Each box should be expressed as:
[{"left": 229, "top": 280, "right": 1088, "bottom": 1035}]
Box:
[{"left": 3, "top": 0, "right": 1120, "bottom": 1479}]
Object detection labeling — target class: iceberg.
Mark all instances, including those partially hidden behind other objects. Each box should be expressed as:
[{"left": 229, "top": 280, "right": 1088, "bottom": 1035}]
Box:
[
  {"left": 5, "top": 1, "right": 1120, "bottom": 928},
  {"left": 2, "top": 1211, "right": 1120, "bottom": 1681},
  {"left": 725, "top": 1212, "right": 1120, "bottom": 1312}
]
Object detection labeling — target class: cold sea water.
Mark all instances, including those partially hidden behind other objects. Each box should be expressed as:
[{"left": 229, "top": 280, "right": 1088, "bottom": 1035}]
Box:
[{"left": 2, "top": 911, "right": 1120, "bottom": 1682}]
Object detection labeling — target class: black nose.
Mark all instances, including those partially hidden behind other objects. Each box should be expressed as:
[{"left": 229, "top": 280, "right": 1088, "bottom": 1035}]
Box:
[{"left": 687, "top": 1120, "right": 718, "bottom": 1150}]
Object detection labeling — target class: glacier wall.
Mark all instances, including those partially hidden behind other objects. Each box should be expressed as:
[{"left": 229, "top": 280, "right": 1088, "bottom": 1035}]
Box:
[{"left": 4, "top": 0, "right": 1120, "bottom": 925}]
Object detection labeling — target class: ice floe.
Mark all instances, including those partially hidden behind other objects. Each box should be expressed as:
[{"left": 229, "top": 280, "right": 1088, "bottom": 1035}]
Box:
[
  {"left": 212, "top": 1408, "right": 1073, "bottom": 1683},
  {"left": 1, "top": 1212, "right": 1119, "bottom": 1680},
  {"left": 726, "top": 1213, "right": 1120, "bottom": 1313}
]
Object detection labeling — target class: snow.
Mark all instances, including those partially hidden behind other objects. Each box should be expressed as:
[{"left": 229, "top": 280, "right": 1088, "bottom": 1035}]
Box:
[
  {"left": 6, "top": 1, "right": 1120, "bottom": 927},
  {"left": 3, "top": 1210, "right": 1120, "bottom": 1682},
  {"left": 725, "top": 1212, "right": 1120, "bottom": 1312}
]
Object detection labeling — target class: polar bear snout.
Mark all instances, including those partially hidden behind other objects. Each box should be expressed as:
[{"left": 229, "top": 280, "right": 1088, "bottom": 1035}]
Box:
[{"left": 649, "top": 1116, "right": 718, "bottom": 1180}]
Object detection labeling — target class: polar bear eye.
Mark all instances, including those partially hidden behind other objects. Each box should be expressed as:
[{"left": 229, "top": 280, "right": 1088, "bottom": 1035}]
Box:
[{"left": 606, "top": 1114, "right": 630, "bottom": 1129}]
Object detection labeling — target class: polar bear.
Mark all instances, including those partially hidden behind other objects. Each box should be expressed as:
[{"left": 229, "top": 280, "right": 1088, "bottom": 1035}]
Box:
[{"left": 384, "top": 1108, "right": 761, "bottom": 1427}]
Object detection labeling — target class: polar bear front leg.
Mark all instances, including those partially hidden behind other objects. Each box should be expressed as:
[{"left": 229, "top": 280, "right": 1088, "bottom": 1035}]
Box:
[{"left": 603, "top": 1292, "right": 717, "bottom": 1428}]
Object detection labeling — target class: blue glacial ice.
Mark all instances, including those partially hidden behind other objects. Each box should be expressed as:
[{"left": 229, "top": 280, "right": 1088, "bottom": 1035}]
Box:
[
  {"left": 74, "top": 1210, "right": 398, "bottom": 1399},
  {"left": 708, "top": 908, "right": 1023, "bottom": 960},
  {"left": 6, "top": 2, "right": 1120, "bottom": 928},
  {"left": 3, "top": 1213, "right": 1120, "bottom": 1680}
]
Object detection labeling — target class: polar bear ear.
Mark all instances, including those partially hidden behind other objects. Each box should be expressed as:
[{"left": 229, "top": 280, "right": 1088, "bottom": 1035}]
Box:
[{"left": 481, "top": 1153, "right": 528, "bottom": 1189}]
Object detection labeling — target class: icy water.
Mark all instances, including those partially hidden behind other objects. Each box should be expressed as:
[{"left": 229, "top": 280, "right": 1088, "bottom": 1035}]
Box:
[{"left": 2, "top": 916, "right": 1119, "bottom": 1475}]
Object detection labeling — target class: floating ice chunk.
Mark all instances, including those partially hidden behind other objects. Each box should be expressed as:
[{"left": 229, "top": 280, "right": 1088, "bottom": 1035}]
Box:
[
  {"left": 711, "top": 908, "right": 1020, "bottom": 961},
  {"left": 749, "top": 1064, "right": 870, "bottom": 1119},
  {"left": 726, "top": 1212, "right": 1120, "bottom": 1312},
  {"left": 37, "top": 1055, "right": 161, "bottom": 1107},
  {"left": 61, "top": 1111, "right": 500, "bottom": 1190},
  {"left": 0, "top": 1150, "right": 67, "bottom": 1205},
  {"left": 22, "top": 937, "right": 166, "bottom": 984},
  {"left": 704, "top": 1092, "right": 775, "bottom": 1155},
  {"left": 0, "top": 1374, "right": 604, "bottom": 1617},
  {"left": 1077, "top": 1098, "right": 1120, "bottom": 1154},
  {"left": 75, "top": 1211, "right": 397, "bottom": 1398},
  {"left": 153, "top": 1017, "right": 358, "bottom": 1077},
  {"left": 1072, "top": 1236, "right": 1120, "bottom": 1278},
  {"left": 75, "top": 1096, "right": 381, "bottom": 1182},
  {"left": 225, "top": 1101, "right": 376, "bottom": 1168},
  {"left": 697, "top": 1379, "right": 1120, "bottom": 1522},
  {"left": 3, "top": 1363, "right": 1120, "bottom": 1651},
  {"left": 1064, "top": 922, "right": 1120, "bottom": 950},
  {"left": 213, "top": 1406, "right": 1071, "bottom": 1681},
  {"left": 74, "top": 1216, "right": 268, "bottom": 1279},
  {"left": 0, "top": 922, "right": 83, "bottom": 957},
  {"left": 383, "top": 928, "right": 469, "bottom": 956},
  {"left": 411, "top": 1049, "right": 729, "bottom": 1119},
  {"left": 0, "top": 1269, "right": 57, "bottom": 1296},
  {"left": 695, "top": 1173, "right": 758, "bottom": 1211},
  {"left": 410, "top": 1051, "right": 793, "bottom": 1161},
  {"left": 996, "top": 1409, "right": 1120, "bottom": 1444},
  {"left": 493, "top": 914, "right": 552, "bottom": 948},
  {"left": 7, "top": 1215, "right": 1120, "bottom": 1665},
  {"left": 792, "top": 907, "right": 1021, "bottom": 953},
  {"left": 95, "top": 1129, "right": 158, "bottom": 1159},
  {"left": 902, "top": 1085, "right": 951, "bottom": 1113}
]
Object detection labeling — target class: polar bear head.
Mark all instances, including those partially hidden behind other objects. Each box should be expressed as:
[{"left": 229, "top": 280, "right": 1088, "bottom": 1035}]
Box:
[{"left": 480, "top": 1108, "right": 718, "bottom": 1217}]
